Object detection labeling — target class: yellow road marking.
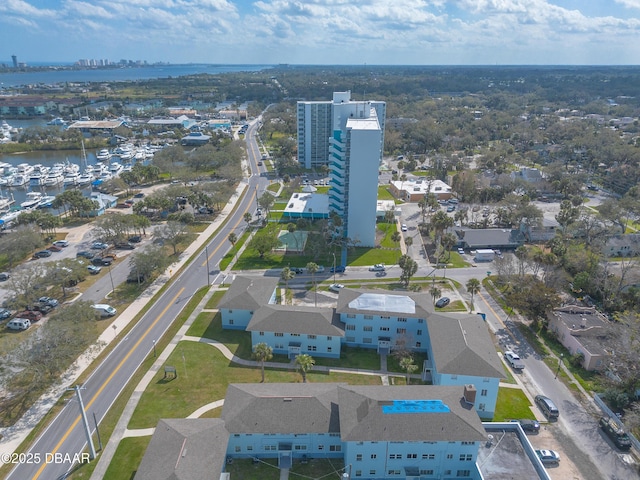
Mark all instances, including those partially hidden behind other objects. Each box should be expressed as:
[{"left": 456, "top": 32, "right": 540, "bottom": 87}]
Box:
[{"left": 32, "top": 287, "right": 185, "bottom": 480}]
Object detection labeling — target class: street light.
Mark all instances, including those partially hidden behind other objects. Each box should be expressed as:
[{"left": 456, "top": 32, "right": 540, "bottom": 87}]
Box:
[{"left": 554, "top": 354, "right": 564, "bottom": 379}]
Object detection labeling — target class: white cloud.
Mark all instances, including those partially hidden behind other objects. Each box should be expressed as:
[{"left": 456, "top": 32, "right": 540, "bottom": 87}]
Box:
[
  {"left": 615, "top": 0, "right": 640, "bottom": 9},
  {"left": 0, "top": 0, "right": 56, "bottom": 17}
]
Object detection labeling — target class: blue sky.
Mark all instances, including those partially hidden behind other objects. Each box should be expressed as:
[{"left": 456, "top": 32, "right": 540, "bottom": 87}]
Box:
[{"left": 2, "top": 0, "right": 640, "bottom": 65}]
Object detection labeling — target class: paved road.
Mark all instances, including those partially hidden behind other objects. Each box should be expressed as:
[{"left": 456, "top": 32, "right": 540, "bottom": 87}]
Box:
[{"left": 7, "top": 118, "right": 270, "bottom": 480}]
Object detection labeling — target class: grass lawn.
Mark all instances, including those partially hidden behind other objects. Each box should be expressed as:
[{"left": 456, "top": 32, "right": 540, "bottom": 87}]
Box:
[
  {"left": 204, "top": 289, "right": 227, "bottom": 309},
  {"left": 387, "top": 352, "right": 427, "bottom": 374},
  {"left": 346, "top": 247, "right": 400, "bottom": 266},
  {"left": 314, "top": 346, "right": 381, "bottom": 370},
  {"left": 128, "top": 341, "right": 381, "bottom": 429},
  {"left": 377, "top": 185, "right": 396, "bottom": 201},
  {"left": 220, "top": 229, "right": 252, "bottom": 270},
  {"left": 266, "top": 182, "right": 280, "bottom": 194},
  {"left": 225, "top": 458, "right": 345, "bottom": 480},
  {"left": 494, "top": 386, "right": 535, "bottom": 421},
  {"left": 103, "top": 437, "right": 150, "bottom": 480}
]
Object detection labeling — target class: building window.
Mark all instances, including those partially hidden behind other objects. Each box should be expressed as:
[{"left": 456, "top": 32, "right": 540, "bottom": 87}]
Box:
[
  {"left": 274, "top": 332, "right": 284, "bottom": 337},
  {"left": 259, "top": 331, "right": 263, "bottom": 336},
  {"left": 355, "top": 471, "right": 362, "bottom": 477},
  {"left": 397, "top": 328, "right": 406, "bottom": 334},
  {"left": 451, "top": 375, "right": 458, "bottom": 380},
  {"left": 369, "top": 470, "right": 376, "bottom": 476},
  {"left": 363, "top": 326, "right": 373, "bottom": 332},
  {"left": 447, "top": 454, "right": 453, "bottom": 460},
  {"left": 356, "top": 454, "right": 363, "bottom": 461},
  {"left": 275, "top": 343, "right": 283, "bottom": 349},
  {"left": 247, "top": 446, "right": 253, "bottom": 451},
  {"left": 318, "top": 445, "right": 324, "bottom": 451},
  {"left": 347, "top": 314, "right": 356, "bottom": 318},
  {"left": 418, "top": 318, "right": 424, "bottom": 323},
  {"left": 380, "top": 326, "right": 389, "bottom": 332},
  {"left": 459, "top": 454, "right": 472, "bottom": 461},
  {"left": 327, "top": 347, "right": 332, "bottom": 352},
  {"left": 235, "top": 446, "right": 241, "bottom": 452},
  {"left": 422, "top": 454, "right": 435, "bottom": 460},
  {"left": 307, "top": 345, "right": 317, "bottom": 351},
  {"left": 228, "top": 309, "right": 233, "bottom": 313},
  {"left": 346, "top": 336, "right": 355, "bottom": 342},
  {"left": 327, "top": 336, "right": 332, "bottom": 341},
  {"left": 479, "top": 403, "right": 486, "bottom": 411},
  {"left": 389, "top": 454, "right": 402, "bottom": 459},
  {"left": 346, "top": 325, "right": 356, "bottom": 331},
  {"left": 387, "top": 470, "right": 401, "bottom": 475},
  {"left": 308, "top": 334, "right": 316, "bottom": 340},
  {"left": 291, "top": 333, "right": 300, "bottom": 337},
  {"left": 420, "top": 470, "right": 434, "bottom": 475},
  {"left": 363, "top": 338, "right": 372, "bottom": 344},
  {"left": 364, "top": 315, "right": 373, "bottom": 320},
  {"left": 457, "top": 470, "right": 471, "bottom": 477},
  {"left": 415, "top": 342, "right": 421, "bottom": 348},
  {"left": 329, "top": 445, "right": 341, "bottom": 452},
  {"left": 417, "top": 330, "right": 422, "bottom": 336},
  {"left": 481, "top": 389, "right": 488, "bottom": 396},
  {"left": 398, "top": 318, "right": 407, "bottom": 322},
  {"left": 371, "top": 454, "right": 377, "bottom": 459},
  {"left": 407, "top": 453, "right": 417, "bottom": 459},
  {"left": 229, "top": 319, "right": 234, "bottom": 325},
  {"left": 294, "top": 445, "right": 307, "bottom": 450}
]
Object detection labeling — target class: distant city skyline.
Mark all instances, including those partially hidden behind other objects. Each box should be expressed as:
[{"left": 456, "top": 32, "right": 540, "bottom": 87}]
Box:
[{"left": 1, "top": 1, "right": 640, "bottom": 65}]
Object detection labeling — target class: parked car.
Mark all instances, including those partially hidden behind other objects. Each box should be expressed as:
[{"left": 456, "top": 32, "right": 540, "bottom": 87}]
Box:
[
  {"left": 504, "top": 351, "right": 525, "bottom": 371},
  {"left": 128, "top": 235, "right": 142, "bottom": 243},
  {"left": 92, "top": 304, "right": 117, "bottom": 317},
  {"left": 47, "top": 244, "right": 63, "bottom": 252},
  {"left": 133, "top": 192, "right": 145, "bottom": 198},
  {"left": 91, "top": 242, "right": 109, "bottom": 250},
  {"left": 457, "top": 248, "right": 465, "bottom": 255},
  {"left": 599, "top": 416, "right": 632, "bottom": 450},
  {"left": 92, "top": 257, "right": 113, "bottom": 266},
  {"left": 29, "top": 304, "right": 53, "bottom": 314},
  {"left": 16, "top": 310, "right": 43, "bottom": 322},
  {"left": 38, "top": 296, "right": 59, "bottom": 308},
  {"left": 292, "top": 267, "right": 304, "bottom": 274},
  {"left": 0, "top": 308, "right": 12, "bottom": 320},
  {"left": 401, "top": 224, "right": 408, "bottom": 232},
  {"left": 446, "top": 205, "right": 455, "bottom": 212},
  {"left": 535, "top": 449, "right": 560, "bottom": 465},
  {"left": 329, "top": 283, "right": 345, "bottom": 293},
  {"left": 369, "top": 264, "right": 386, "bottom": 272},
  {"left": 124, "top": 199, "right": 135, "bottom": 206},
  {"left": 0, "top": 272, "right": 9, "bottom": 281},
  {"left": 53, "top": 240, "right": 69, "bottom": 247},
  {"left": 33, "top": 250, "right": 52, "bottom": 258},
  {"left": 330, "top": 265, "right": 346, "bottom": 273},
  {"left": 115, "top": 242, "right": 135, "bottom": 250},
  {"left": 535, "top": 394, "right": 559, "bottom": 420},
  {"left": 77, "top": 251, "right": 95, "bottom": 259},
  {"left": 435, "top": 297, "right": 451, "bottom": 308},
  {"left": 87, "top": 265, "right": 102, "bottom": 275},
  {"left": 509, "top": 419, "right": 540, "bottom": 433},
  {"left": 6, "top": 319, "right": 31, "bottom": 331},
  {"left": 315, "top": 266, "right": 325, "bottom": 273}
]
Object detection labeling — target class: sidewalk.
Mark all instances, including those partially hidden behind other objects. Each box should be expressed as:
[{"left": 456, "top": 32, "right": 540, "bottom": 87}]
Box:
[{"left": 0, "top": 179, "right": 249, "bottom": 462}]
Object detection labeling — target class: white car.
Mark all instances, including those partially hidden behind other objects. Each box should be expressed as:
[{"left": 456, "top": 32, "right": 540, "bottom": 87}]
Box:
[
  {"left": 401, "top": 224, "right": 408, "bottom": 232},
  {"left": 53, "top": 240, "right": 69, "bottom": 247},
  {"left": 329, "top": 283, "right": 345, "bottom": 293},
  {"left": 369, "top": 264, "right": 386, "bottom": 272}
]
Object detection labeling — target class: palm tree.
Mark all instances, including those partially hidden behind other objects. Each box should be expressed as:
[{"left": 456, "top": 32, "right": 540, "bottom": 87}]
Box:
[
  {"left": 465, "top": 278, "right": 481, "bottom": 311},
  {"left": 294, "top": 353, "right": 315, "bottom": 383},
  {"left": 306, "top": 262, "right": 319, "bottom": 307},
  {"left": 252, "top": 343, "right": 273, "bottom": 383},
  {"left": 280, "top": 266, "right": 295, "bottom": 303},
  {"left": 429, "top": 285, "right": 441, "bottom": 304},
  {"left": 228, "top": 232, "right": 238, "bottom": 261},
  {"left": 243, "top": 212, "right": 252, "bottom": 224},
  {"left": 399, "top": 356, "right": 418, "bottom": 385}
]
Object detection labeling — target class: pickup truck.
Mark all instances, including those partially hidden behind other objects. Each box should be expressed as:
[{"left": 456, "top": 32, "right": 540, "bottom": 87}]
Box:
[{"left": 504, "top": 351, "right": 525, "bottom": 371}]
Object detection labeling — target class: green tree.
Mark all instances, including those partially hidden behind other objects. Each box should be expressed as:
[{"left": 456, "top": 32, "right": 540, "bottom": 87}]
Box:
[
  {"left": 398, "top": 254, "right": 418, "bottom": 287},
  {"left": 280, "top": 266, "right": 295, "bottom": 301},
  {"left": 252, "top": 343, "right": 273, "bottom": 383},
  {"left": 249, "top": 232, "right": 280, "bottom": 259},
  {"left": 429, "top": 285, "right": 441, "bottom": 305},
  {"left": 294, "top": 354, "right": 315, "bottom": 383},
  {"left": 465, "top": 278, "right": 481, "bottom": 311},
  {"left": 228, "top": 232, "right": 238, "bottom": 261},
  {"left": 244, "top": 212, "right": 253, "bottom": 224},
  {"left": 399, "top": 356, "right": 419, "bottom": 385}
]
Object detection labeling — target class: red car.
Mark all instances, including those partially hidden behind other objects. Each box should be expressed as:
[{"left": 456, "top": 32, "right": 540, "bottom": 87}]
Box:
[
  {"left": 16, "top": 310, "right": 43, "bottom": 322},
  {"left": 48, "top": 245, "right": 63, "bottom": 252}
]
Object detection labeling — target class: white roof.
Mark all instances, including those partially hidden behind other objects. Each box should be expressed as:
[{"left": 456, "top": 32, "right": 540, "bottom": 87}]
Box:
[
  {"left": 348, "top": 293, "right": 416, "bottom": 314},
  {"left": 284, "top": 192, "right": 329, "bottom": 216}
]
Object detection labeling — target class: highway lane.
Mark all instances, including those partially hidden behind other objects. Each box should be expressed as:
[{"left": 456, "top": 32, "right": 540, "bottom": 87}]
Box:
[{"left": 8, "top": 118, "right": 269, "bottom": 480}]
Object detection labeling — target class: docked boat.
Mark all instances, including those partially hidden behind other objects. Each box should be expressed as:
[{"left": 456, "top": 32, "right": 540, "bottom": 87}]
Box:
[
  {"left": 0, "top": 162, "right": 12, "bottom": 175},
  {"left": 29, "top": 165, "right": 50, "bottom": 186},
  {"left": 99, "top": 171, "right": 113, "bottom": 182},
  {"left": 63, "top": 162, "right": 80, "bottom": 175},
  {"left": 11, "top": 174, "right": 28, "bottom": 187},
  {"left": 77, "top": 172, "right": 93, "bottom": 186},
  {"left": 109, "top": 162, "right": 124, "bottom": 177},
  {"left": 96, "top": 149, "right": 111, "bottom": 161},
  {"left": 47, "top": 117, "right": 66, "bottom": 126},
  {"left": 0, "top": 175, "right": 14, "bottom": 186},
  {"left": 63, "top": 171, "right": 80, "bottom": 186},
  {"left": 0, "top": 191, "right": 15, "bottom": 211},
  {"left": 44, "top": 168, "right": 65, "bottom": 187},
  {"left": 16, "top": 163, "right": 35, "bottom": 177},
  {"left": 37, "top": 195, "right": 56, "bottom": 209},
  {"left": 20, "top": 191, "right": 44, "bottom": 209}
]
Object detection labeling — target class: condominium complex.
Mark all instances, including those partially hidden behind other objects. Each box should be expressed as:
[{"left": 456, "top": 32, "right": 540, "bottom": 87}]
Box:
[{"left": 297, "top": 92, "right": 386, "bottom": 247}]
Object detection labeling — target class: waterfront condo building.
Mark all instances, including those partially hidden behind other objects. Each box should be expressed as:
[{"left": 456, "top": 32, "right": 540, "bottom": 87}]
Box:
[{"left": 297, "top": 91, "right": 386, "bottom": 247}]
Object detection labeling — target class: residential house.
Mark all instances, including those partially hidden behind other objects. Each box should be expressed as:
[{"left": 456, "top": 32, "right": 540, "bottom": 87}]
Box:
[
  {"left": 388, "top": 178, "right": 453, "bottom": 202},
  {"left": 548, "top": 305, "right": 612, "bottom": 371}
]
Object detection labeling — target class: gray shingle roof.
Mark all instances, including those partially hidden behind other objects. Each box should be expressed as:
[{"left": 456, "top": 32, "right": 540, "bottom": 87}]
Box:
[
  {"left": 427, "top": 314, "right": 505, "bottom": 378},
  {"left": 222, "top": 383, "right": 343, "bottom": 434},
  {"left": 135, "top": 419, "right": 229, "bottom": 480},
  {"left": 217, "top": 276, "right": 278, "bottom": 311},
  {"left": 246, "top": 304, "right": 344, "bottom": 336},
  {"left": 336, "top": 288, "right": 433, "bottom": 318},
  {"left": 338, "top": 385, "right": 487, "bottom": 442}
]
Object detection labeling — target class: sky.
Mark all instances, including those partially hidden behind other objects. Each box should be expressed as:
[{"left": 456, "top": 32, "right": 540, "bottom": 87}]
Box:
[{"left": 1, "top": 0, "right": 640, "bottom": 66}]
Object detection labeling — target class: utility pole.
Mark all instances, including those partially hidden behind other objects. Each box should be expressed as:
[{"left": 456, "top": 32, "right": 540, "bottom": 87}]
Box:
[{"left": 67, "top": 385, "right": 96, "bottom": 460}]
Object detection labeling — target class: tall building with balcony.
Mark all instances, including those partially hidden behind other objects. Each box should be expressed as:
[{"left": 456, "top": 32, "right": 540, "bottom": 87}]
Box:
[{"left": 297, "top": 91, "right": 386, "bottom": 247}]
